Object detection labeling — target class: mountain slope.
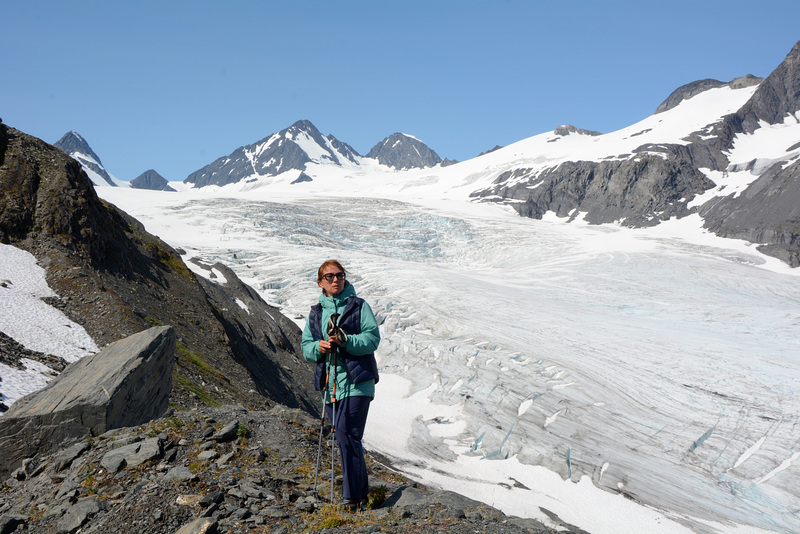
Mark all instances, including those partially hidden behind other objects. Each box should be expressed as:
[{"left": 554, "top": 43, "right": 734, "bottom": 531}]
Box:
[{"left": 696, "top": 42, "right": 800, "bottom": 265}]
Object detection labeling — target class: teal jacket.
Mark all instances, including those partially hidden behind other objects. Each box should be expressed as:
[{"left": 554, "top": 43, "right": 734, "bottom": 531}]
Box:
[{"left": 302, "top": 282, "right": 380, "bottom": 400}]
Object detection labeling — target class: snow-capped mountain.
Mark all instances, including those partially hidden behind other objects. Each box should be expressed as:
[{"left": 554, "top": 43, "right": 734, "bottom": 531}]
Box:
[
  {"left": 183, "top": 120, "right": 362, "bottom": 188},
  {"left": 130, "top": 169, "right": 175, "bottom": 192},
  {"left": 366, "top": 132, "right": 444, "bottom": 169},
  {"left": 53, "top": 131, "right": 125, "bottom": 187},
  {"left": 183, "top": 120, "right": 449, "bottom": 188},
  {"left": 463, "top": 43, "right": 800, "bottom": 267}
]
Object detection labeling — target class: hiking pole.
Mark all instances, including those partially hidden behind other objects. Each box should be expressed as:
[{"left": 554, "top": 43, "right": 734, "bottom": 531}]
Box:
[
  {"left": 327, "top": 313, "right": 340, "bottom": 505},
  {"left": 312, "top": 362, "right": 330, "bottom": 496},
  {"left": 329, "top": 347, "right": 337, "bottom": 504}
]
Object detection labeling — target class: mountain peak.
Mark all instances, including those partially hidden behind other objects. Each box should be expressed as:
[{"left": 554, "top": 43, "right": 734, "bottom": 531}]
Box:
[
  {"left": 736, "top": 39, "right": 800, "bottom": 132},
  {"left": 55, "top": 131, "right": 101, "bottom": 164},
  {"left": 184, "top": 120, "right": 361, "bottom": 188},
  {"left": 287, "top": 119, "right": 317, "bottom": 132},
  {"left": 655, "top": 75, "right": 763, "bottom": 115},
  {"left": 131, "top": 169, "right": 176, "bottom": 192},
  {"left": 366, "top": 132, "right": 442, "bottom": 170},
  {"left": 54, "top": 131, "right": 116, "bottom": 187}
]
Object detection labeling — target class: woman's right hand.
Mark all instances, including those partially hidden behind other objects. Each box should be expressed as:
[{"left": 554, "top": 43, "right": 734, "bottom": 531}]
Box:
[{"left": 319, "top": 334, "right": 342, "bottom": 354}]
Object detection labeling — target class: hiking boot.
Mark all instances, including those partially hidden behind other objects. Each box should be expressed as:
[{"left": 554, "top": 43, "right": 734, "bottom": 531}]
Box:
[{"left": 342, "top": 498, "right": 364, "bottom": 513}]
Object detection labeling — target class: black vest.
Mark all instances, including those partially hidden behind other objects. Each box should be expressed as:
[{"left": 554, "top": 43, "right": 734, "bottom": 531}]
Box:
[{"left": 309, "top": 296, "right": 379, "bottom": 392}]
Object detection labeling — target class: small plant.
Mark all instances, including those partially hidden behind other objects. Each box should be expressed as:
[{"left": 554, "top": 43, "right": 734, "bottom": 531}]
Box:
[
  {"left": 174, "top": 372, "right": 222, "bottom": 408},
  {"left": 293, "top": 463, "right": 313, "bottom": 476},
  {"left": 366, "top": 485, "right": 387, "bottom": 509},
  {"left": 306, "top": 503, "right": 357, "bottom": 529},
  {"left": 82, "top": 473, "right": 99, "bottom": 494},
  {"left": 145, "top": 316, "right": 163, "bottom": 326},
  {"left": 176, "top": 343, "right": 224, "bottom": 379},
  {"left": 168, "top": 416, "right": 186, "bottom": 432}
]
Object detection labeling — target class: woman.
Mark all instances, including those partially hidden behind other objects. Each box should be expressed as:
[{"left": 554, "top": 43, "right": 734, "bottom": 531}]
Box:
[{"left": 301, "top": 259, "right": 380, "bottom": 511}]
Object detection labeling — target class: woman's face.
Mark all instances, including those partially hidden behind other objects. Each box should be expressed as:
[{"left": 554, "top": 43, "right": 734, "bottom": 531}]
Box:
[{"left": 318, "top": 265, "right": 346, "bottom": 296}]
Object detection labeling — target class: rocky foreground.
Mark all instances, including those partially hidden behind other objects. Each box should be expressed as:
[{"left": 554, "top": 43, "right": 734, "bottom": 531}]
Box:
[{"left": 0, "top": 404, "right": 566, "bottom": 534}]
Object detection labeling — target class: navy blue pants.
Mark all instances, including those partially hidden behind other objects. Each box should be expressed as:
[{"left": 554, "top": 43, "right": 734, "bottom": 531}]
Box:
[{"left": 326, "top": 395, "right": 371, "bottom": 501}]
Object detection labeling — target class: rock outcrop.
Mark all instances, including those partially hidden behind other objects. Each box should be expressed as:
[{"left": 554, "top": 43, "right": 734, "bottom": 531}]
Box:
[
  {"left": 0, "top": 326, "right": 175, "bottom": 479},
  {"left": 476, "top": 149, "right": 714, "bottom": 227},
  {"left": 189, "top": 261, "right": 316, "bottom": 415},
  {"left": 654, "top": 75, "right": 762, "bottom": 114}
]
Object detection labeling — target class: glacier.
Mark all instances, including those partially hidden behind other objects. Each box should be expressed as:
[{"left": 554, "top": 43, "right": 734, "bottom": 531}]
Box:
[{"left": 98, "top": 186, "right": 800, "bottom": 534}]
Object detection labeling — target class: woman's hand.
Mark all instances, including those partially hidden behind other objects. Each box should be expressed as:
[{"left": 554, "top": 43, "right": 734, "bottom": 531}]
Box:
[{"left": 318, "top": 334, "right": 342, "bottom": 354}]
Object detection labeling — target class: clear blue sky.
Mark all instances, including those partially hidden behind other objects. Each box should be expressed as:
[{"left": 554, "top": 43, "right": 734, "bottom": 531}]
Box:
[{"left": 2, "top": 1, "right": 798, "bottom": 181}]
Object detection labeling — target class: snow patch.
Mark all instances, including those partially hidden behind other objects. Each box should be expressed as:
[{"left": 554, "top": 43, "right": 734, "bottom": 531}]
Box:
[{"left": 0, "top": 244, "right": 97, "bottom": 361}]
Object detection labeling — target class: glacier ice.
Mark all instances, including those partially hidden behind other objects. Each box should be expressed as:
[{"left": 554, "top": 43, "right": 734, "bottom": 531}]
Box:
[{"left": 100, "top": 193, "right": 800, "bottom": 533}]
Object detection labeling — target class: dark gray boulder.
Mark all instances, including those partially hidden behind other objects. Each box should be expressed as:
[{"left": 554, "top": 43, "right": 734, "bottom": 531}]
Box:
[
  {"left": 55, "top": 497, "right": 103, "bottom": 534},
  {"left": 100, "top": 436, "right": 164, "bottom": 473},
  {"left": 0, "top": 326, "right": 175, "bottom": 479}
]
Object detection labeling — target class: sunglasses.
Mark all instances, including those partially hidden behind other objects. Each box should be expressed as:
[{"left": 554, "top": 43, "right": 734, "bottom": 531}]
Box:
[{"left": 322, "top": 272, "right": 346, "bottom": 282}]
